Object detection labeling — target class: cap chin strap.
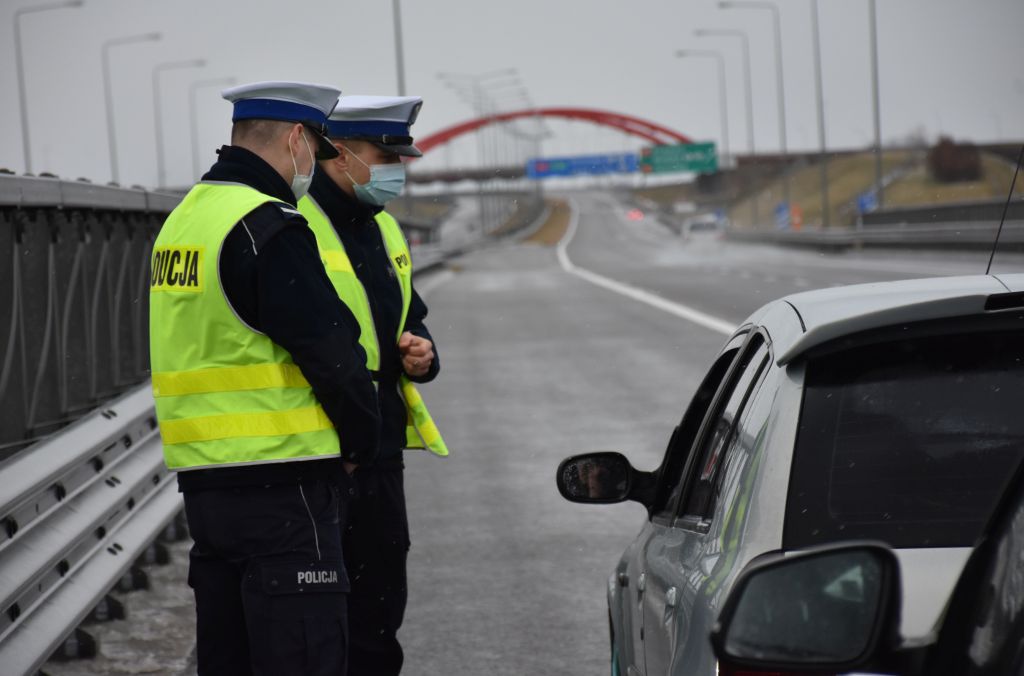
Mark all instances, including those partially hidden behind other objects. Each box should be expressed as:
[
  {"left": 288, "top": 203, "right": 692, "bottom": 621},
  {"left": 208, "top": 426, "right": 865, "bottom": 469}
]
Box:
[{"left": 341, "top": 134, "right": 414, "bottom": 146}]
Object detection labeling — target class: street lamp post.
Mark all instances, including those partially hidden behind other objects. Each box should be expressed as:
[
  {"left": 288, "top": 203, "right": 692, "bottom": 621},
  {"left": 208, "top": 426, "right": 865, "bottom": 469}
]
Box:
[
  {"left": 695, "top": 28, "right": 754, "bottom": 156},
  {"left": 675, "top": 49, "right": 731, "bottom": 169},
  {"left": 392, "top": 0, "right": 406, "bottom": 96},
  {"left": 810, "top": 0, "right": 830, "bottom": 227},
  {"left": 868, "top": 0, "right": 883, "bottom": 207},
  {"left": 696, "top": 27, "right": 757, "bottom": 225},
  {"left": 13, "top": 0, "right": 84, "bottom": 174},
  {"left": 189, "top": 77, "right": 236, "bottom": 181},
  {"left": 719, "top": 0, "right": 790, "bottom": 210},
  {"left": 473, "top": 81, "right": 528, "bottom": 228},
  {"left": 438, "top": 69, "right": 519, "bottom": 233},
  {"left": 102, "top": 31, "right": 161, "bottom": 185},
  {"left": 470, "top": 85, "right": 531, "bottom": 174},
  {"left": 153, "top": 58, "right": 206, "bottom": 189}
]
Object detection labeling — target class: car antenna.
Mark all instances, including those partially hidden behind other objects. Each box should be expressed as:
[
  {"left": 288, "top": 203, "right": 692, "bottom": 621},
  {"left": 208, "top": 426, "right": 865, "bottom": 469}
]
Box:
[{"left": 986, "top": 143, "right": 1024, "bottom": 275}]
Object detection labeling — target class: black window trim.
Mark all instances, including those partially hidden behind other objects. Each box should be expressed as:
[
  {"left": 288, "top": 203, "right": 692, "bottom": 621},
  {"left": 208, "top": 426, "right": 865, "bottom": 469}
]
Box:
[
  {"left": 792, "top": 311, "right": 1024, "bottom": 368},
  {"left": 671, "top": 329, "right": 773, "bottom": 534},
  {"left": 649, "top": 330, "right": 750, "bottom": 527}
]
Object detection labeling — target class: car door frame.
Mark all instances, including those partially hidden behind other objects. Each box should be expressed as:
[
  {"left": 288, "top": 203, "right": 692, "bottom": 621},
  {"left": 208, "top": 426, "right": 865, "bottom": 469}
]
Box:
[
  {"left": 613, "top": 329, "right": 751, "bottom": 676},
  {"left": 641, "top": 328, "right": 775, "bottom": 676}
]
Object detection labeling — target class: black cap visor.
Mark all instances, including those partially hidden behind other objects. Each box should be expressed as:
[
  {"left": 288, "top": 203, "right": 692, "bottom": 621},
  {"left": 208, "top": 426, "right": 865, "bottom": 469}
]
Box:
[
  {"left": 301, "top": 122, "right": 340, "bottom": 160},
  {"left": 371, "top": 141, "right": 422, "bottom": 158},
  {"left": 333, "top": 133, "right": 422, "bottom": 158}
]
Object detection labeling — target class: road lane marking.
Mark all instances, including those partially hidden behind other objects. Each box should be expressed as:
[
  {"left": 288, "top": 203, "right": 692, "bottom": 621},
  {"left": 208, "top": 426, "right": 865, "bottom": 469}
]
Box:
[{"left": 556, "top": 198, "right": 736, "bottom": 336}]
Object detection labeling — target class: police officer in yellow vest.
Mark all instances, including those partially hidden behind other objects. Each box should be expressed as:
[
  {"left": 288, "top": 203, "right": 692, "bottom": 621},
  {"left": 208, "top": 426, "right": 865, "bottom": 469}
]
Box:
[
  {"left": 150, "top": 82, "right": 383, "bottom": 675},
  {"left": 298, "top": 95, "right": 447, "bottom": 676}
]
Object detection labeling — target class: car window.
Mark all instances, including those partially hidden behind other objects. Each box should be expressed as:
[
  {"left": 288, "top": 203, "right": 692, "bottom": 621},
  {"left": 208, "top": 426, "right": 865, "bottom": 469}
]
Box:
[
  {"left": 679, "top": 335, "right": 770, "bottom": 522},
  {"left": 651, "top": 346, "right": 741, "bottom": 520},
  {"left": 785, "top": 328, "right": 1024, "bottom": 549},
  {"left": 711, "top": 363, "right": 777, "bottom": 530}
]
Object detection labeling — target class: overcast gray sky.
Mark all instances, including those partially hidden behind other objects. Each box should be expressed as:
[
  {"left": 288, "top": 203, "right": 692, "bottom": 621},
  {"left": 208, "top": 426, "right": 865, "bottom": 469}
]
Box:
[{"left": 2, "top": 0, "right": 1022, "bottom": 187}]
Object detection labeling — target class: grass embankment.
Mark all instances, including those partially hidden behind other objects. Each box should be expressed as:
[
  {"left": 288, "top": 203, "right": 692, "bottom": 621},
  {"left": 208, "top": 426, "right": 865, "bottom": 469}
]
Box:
[
  {"left": 523, "top": 199, "right": 570, "bottom": 246},
  {"left": 634, "top": 150, "right": 1023, "bottom": 229},
  {"left": 729, "top": 150, "right": 1024, "bottom": 228},
  {"left": 728, "top": 150, "right": 912, "bottom": 228},
  {"left": 885, "top": 153, "right": 1024, "bottom": 205}
]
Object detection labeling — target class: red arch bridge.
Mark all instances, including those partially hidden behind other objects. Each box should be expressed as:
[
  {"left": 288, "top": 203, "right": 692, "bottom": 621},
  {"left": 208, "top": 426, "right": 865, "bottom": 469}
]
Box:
[{"left": 408, "top": 107, "right": 693, "bottom": 183}]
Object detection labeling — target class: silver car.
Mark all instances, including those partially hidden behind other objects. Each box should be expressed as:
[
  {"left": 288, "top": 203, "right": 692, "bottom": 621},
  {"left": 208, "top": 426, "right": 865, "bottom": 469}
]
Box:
[{"left": 557, "top": 274, "right": 1024, "bottom": 676}]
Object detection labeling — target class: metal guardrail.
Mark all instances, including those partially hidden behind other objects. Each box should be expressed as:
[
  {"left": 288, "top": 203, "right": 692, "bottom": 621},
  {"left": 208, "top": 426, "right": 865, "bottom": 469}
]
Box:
[
  {"left": 0, "top": 385, "right": 179, "bottom": 676},
  {"left": 860, "top": 196, "right": 1024, "bottom": 227},
  {"left": 726, "top": 219, "right": 1024, "bottom": 252},
  {"left": 0, "top": 174, "right": 179, "bottom": 675}
]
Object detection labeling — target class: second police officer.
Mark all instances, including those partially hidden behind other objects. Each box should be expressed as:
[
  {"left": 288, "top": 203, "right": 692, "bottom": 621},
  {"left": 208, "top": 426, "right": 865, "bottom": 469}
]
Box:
[{"left": 298, "top": 94, "right": 448, "bottom": 676}]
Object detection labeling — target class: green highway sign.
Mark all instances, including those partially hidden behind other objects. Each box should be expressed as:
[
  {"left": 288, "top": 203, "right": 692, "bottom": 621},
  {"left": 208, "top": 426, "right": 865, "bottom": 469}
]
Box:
[{"left": 639, "top": 142, "right": 718, "bottom": 174}]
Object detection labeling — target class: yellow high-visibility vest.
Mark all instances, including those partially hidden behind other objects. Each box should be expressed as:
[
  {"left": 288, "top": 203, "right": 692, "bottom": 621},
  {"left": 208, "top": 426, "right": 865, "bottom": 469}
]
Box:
[
  {"left": 298, "top": 195, "right": 448, "bottom": 457},
  {"left": 150, "top": 182, "right": 341, "bottom": 470}
]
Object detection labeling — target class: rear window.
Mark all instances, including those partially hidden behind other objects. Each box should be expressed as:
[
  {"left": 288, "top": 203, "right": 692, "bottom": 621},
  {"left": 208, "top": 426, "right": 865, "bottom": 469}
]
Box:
[{"left": 785, "top": 328, "right": 1024, "bottom": 549}]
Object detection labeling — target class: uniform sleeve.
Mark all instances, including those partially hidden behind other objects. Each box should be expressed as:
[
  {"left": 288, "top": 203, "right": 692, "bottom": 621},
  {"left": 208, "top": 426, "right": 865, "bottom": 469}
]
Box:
[
  {"left": 230, "top": 203, "right": 381, "bottom": 465},
  {"left": 404, "top": 285, "right": 440, "bottom": 384}
]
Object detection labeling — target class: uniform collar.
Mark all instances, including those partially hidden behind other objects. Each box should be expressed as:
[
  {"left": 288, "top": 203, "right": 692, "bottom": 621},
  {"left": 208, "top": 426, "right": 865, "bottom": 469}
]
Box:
[
  {"left": 309, "top": 170, "right": 382, "bottom": 228},
  {"left": 201, "top": 145, "right": 296, "bottom": 206}
]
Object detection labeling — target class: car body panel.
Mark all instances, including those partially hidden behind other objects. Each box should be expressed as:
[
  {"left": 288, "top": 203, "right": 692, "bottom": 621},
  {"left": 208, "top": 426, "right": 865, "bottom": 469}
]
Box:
[
  {"left": 992, "top": 272, "right": 1024, "bottom": 292},
  {"left": 778, "top": 275, "right": 1011, "bottom": 365},
  {"left": 711, "top": 451, "right": 1024, "bottom": 675},
  {"left": 599, "top": 275, "right": 1020, "bottom": 676},
  {"left": 892, "top": 547, "right": 972, "bottom": 638}
]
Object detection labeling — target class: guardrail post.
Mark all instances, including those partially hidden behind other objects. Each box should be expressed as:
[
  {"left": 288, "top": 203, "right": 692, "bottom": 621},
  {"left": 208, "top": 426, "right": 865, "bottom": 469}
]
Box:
[
  {"left": 0, "top": 209, "right": 28, "bottom": 459},
  {"left": 88, "top": 212, "right": 115, "bottom": 403},
  {"left": 86, "top": 595, "right": 126, "bottom": 623},
  {"left": 132, "top": 227, "right": 156, "bottom": 381},
  {"left": 159, "top": 503, "right": 189, "bottom": 544},
  {"left": 48, "top": 628, "right": 98, "bottom": 662},
  {"left": 115, "top": 567, "right": 150, "bottom": 592},
  {"left": 60, "top": 209, "right": 92, "bottom": 419},
  {"left": 136, "top": 541, "right": 171, "bottom": 566}
]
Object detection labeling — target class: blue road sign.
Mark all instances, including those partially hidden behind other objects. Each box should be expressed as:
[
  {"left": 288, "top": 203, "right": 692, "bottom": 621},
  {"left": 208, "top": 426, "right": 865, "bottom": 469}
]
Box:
[
  {"left": 775, "top": 201, "right": 791, "bottom": 230},
  {"left": 856, "top": 190, "right": 879, "bottom": 215},
  {"left": 526, "top": 153, "right": 639, "bottom": 179}
]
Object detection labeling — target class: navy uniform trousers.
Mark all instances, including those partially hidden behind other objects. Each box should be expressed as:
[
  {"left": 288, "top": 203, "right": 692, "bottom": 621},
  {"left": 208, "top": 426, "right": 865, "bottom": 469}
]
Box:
[
  {"left": 183, "top": 476, "right": 353, "bottom": 676},
  {"left": 344, "top": 463, "right": 410, "bottom": 676}
]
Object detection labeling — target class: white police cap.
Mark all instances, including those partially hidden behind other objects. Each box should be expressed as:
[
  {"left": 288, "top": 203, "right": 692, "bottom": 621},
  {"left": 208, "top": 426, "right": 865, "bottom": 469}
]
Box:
[
  {"left": 327, "top": 95, "right": 424, "bottom": 157},
  {"left": 222, "top": 81, "right": 342, "bottom": 159}
]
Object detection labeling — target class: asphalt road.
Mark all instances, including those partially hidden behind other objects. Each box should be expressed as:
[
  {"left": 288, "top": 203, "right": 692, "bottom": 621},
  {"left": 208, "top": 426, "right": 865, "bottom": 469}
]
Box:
[
  {"left": 401, "top": 191, "right": 1024, "bottom": 675},
  {"left": 45, "top": 189, "right": 1024, "bottom": 675}
]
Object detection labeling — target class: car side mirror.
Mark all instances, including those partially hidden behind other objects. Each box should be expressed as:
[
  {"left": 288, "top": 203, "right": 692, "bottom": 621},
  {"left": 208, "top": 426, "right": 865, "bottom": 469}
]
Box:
[
  {"left": 710, "top": 543, "right": 901, "bottom": 674},
  {"left": 556, "top": 452, "right": 635, "bottom": 504}
]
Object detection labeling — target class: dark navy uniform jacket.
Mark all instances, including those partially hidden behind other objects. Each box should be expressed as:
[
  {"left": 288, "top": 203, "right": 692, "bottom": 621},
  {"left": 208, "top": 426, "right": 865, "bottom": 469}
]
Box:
[
  {"left": 175, "top": 146, "right": 381, "bottom": 492},
  {"left": 308, "top": 170, "right": 439, "bottom": 465}
]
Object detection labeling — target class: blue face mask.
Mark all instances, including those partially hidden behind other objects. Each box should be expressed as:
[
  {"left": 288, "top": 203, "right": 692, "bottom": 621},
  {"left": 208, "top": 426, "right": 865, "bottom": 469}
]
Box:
[{"left": 345, "top": 149, "right": 407, "bottom": 206}]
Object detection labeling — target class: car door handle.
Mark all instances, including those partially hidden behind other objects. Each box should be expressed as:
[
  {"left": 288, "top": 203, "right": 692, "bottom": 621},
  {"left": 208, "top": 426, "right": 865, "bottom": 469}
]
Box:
[
  {"left": 637, "top": 573, "right": 646, "bottom": 592},
  {"left": 665, "top": 586, "right": 678, "bottom": 608}
]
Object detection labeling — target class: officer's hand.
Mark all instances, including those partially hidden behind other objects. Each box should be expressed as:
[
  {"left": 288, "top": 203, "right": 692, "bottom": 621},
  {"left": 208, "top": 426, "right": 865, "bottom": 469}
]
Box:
[{"left": 399, "top": 331, "right": 433, "bottom": 377}]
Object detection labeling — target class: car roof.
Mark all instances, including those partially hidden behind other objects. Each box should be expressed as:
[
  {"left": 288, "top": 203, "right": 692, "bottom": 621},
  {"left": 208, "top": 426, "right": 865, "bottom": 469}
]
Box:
[{"left": 768, "top": 274, "right": 1020, "bottom": 365}]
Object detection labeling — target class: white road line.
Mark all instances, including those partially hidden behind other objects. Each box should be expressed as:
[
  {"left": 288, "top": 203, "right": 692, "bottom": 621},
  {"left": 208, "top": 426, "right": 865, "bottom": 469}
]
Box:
[{"left": 557, "top": 197, "right": 737, "bottom": 336}]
